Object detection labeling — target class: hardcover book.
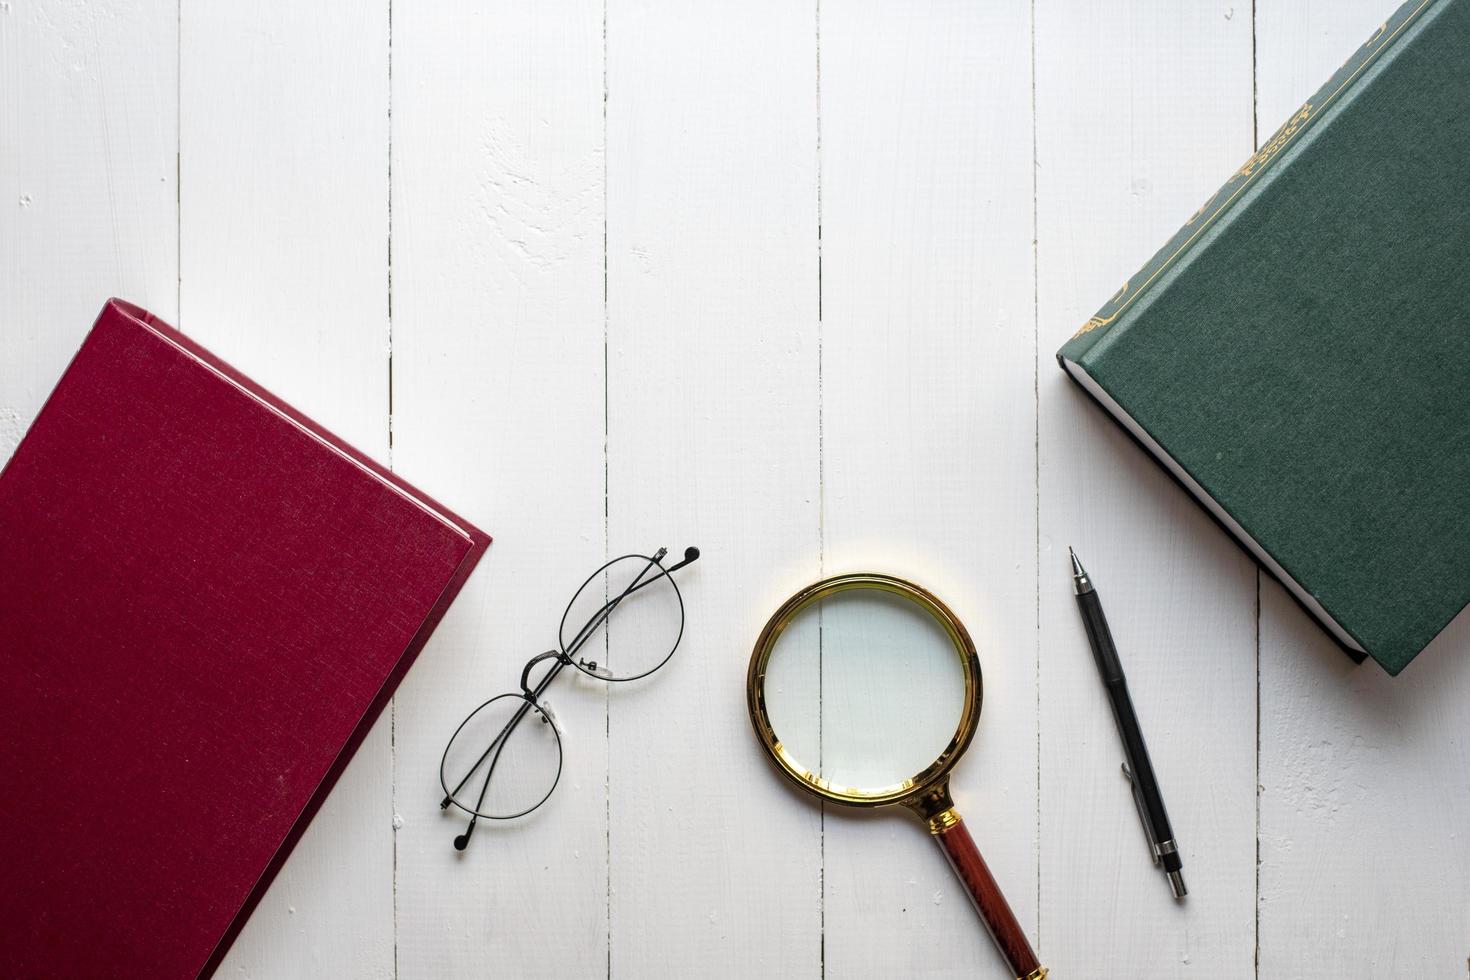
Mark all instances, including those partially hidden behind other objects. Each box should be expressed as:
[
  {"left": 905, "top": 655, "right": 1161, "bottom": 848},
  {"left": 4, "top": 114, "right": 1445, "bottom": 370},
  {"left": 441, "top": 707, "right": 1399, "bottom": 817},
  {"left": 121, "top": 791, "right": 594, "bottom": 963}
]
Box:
[
  {"left": 0, "top": 299, "right": 490, "bottom": 977},
  {"left": 1057, "top": 0, "right": 1470, "bottom": 675}
]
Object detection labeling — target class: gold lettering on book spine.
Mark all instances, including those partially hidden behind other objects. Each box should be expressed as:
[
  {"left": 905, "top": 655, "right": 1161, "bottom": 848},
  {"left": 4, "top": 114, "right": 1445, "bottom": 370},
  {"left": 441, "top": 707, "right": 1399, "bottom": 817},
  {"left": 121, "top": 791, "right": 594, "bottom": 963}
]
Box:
[
  {"left": 1073, "top": 316, "right": 1107, "bottom": 339},
  {"left": 1072, "top": 281, "right": 1129, "bottom": 338},
  {"left": 1066, "top": 0, "right": 1430, "bottom": 345},
  {"left": 1234, "top": 103, "right": 1312, "bottom": 179}
]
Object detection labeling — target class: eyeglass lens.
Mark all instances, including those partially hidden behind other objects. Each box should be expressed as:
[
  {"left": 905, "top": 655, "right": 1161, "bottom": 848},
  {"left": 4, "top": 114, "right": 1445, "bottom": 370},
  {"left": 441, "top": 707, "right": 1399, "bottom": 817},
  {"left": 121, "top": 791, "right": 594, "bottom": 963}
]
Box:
[
  {"left": 560, "top": 554, "right": 685, "bottom": 682},
  {"left": 441, "top": 693, "right": 562, "bottom": 819}
]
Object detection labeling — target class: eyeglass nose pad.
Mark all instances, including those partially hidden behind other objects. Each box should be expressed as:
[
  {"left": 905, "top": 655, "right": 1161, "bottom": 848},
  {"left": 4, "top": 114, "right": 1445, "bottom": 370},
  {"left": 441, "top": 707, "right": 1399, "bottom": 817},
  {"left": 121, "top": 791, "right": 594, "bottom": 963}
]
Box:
[
  {"left": 519, "top": 649, "right": 564, "bottom": 697},
  {"left": 538, "top": 697, "right": 564, "bottom": 736},
  {"left": 578, "top": 659, "right": 616, "bottom": 680}
]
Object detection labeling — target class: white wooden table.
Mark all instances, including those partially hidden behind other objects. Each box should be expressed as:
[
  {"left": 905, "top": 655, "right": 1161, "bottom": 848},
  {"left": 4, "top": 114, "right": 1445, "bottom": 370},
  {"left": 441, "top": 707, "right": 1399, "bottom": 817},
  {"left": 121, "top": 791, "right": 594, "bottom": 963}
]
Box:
[{"left": 6, "top": 2, "right": 1468, "bottom": 977}]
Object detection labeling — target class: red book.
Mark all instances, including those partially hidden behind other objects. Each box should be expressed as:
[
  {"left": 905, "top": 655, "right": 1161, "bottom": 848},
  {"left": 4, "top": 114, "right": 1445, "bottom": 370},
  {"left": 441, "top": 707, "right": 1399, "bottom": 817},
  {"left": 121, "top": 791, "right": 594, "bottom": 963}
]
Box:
[{"left": 0, "top": 300, "right": 489, "bottom": 979}]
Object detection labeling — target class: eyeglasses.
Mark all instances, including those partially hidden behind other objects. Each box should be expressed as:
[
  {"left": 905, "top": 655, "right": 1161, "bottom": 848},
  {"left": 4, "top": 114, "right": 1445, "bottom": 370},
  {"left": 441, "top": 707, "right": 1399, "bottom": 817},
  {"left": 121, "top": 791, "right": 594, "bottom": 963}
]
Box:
[{"left": 439, "top": 545, "right": 701, "bottom": 850}]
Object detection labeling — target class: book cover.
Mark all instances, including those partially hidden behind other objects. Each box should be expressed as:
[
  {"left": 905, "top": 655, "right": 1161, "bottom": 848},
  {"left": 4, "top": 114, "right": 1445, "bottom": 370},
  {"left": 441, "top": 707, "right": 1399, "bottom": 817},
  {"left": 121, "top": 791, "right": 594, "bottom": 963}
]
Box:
[
  {"left": 1057, "top": 0, "right": 1470, "bottom": 675},
  {"left": 0, "top": 299, "right": 490, "bottom": 977}
]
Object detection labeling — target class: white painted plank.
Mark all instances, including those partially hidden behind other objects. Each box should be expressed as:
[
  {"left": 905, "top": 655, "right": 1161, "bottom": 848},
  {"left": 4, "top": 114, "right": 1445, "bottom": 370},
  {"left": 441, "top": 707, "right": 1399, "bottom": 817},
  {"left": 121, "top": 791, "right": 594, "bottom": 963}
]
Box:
[
  {"left": 1035, "top": 2, "right": 1258, "bottom": 976},
  {"left": 22, "top": 3, "right": 1468, "bottom": 976},
  {"left": 1255, "top": 3, "right": 1470, "bottom": 975},
  {"left": 603, "top": 0, "right": 822, "bottom": 974},
  {"left": 179, "top": 4, "right": 393, "bottom": 977},
  {"left": 1258, "top": 584, "right": 1470, "bottom": 978},
  {"left": 0, "top": 0, "right": 176, "bottom": 460},
  {"left": 388, "top": 1, "right": 608, "bottom": 977},
  {"left": 817, "top": 1, "right": 1039, "bottom": 976}
]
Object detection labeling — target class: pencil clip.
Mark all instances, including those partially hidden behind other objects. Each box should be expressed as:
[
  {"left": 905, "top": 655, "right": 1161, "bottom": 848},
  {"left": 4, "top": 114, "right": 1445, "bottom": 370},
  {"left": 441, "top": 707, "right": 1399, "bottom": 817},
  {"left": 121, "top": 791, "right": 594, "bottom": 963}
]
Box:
[{"left": 1121, "top": 763, "right": 1160, "bottom": 866}]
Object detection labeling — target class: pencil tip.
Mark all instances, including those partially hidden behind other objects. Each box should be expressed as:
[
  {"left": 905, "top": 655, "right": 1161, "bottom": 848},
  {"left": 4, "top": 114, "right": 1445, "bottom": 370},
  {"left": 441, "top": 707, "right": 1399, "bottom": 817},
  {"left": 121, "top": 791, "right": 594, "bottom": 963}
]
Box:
[{"left": 1068, "top": 547, "right": 1085, "bottom": 579}]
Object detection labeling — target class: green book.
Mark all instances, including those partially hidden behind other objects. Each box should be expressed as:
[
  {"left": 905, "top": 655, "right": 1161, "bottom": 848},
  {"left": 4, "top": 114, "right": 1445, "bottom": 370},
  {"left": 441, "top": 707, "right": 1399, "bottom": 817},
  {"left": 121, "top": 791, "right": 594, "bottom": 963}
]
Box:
[{"left": 1057, "top": 0, "right": 1470, "bottom": 675}]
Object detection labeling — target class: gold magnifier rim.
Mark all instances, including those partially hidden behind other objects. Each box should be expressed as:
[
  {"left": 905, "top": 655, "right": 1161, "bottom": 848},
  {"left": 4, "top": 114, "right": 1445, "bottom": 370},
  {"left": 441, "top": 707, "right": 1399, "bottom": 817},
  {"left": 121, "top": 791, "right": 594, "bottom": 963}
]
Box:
[{"left": 746, "top": 572, "right": 983, "bottom": 810}]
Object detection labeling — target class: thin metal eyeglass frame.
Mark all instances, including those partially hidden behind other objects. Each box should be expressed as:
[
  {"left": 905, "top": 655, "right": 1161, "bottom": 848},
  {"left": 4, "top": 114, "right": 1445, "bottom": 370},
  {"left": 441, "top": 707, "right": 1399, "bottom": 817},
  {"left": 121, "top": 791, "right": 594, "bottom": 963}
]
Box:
[{"left": 439, "top": 545, "right": 700, "bottom": 850}]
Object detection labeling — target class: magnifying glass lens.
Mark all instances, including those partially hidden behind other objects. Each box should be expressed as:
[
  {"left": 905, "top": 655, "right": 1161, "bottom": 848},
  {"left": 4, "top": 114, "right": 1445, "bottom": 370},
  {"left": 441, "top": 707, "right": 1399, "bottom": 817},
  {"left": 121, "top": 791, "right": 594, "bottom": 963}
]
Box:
[{"left": 762, "top": 588, "right": 966, "bottom": 793}]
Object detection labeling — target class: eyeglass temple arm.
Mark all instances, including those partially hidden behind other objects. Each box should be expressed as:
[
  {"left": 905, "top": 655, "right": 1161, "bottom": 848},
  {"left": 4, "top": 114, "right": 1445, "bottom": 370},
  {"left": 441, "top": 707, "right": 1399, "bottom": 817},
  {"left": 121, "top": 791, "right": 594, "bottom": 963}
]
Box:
[
  {"left": 562, "top": 549, "right": 664, "bottom": 658},
  {"left": 443, "top": 655, "right": 567, "bottom": 810},
  {"left": 663, "top": 545, "right": 701, "bottom": 573},
  {"left": 454, "top": 738, "right": 502, "bottom": 850},
  {"left": 563, "top": 546, "right": 701, "bottom": 660},
  {"left": 452, "top": 659, "right": 568, "bottom": 851}
]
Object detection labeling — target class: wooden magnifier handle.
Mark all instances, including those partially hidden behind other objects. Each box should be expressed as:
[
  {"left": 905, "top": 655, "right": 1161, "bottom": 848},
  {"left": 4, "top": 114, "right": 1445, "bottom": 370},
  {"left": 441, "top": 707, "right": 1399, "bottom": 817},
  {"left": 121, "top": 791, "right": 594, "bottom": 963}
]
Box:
[{"left": 931, "top": 811, "right": 1046, "bottom": 980}]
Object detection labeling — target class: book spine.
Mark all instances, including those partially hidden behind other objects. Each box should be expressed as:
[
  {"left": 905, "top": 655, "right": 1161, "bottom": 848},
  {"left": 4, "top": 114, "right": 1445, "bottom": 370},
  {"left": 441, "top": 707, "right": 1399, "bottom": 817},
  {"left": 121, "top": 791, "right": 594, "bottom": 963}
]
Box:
[{"left": 1056, "top": 0, "right": 1440, "bottom": 366}]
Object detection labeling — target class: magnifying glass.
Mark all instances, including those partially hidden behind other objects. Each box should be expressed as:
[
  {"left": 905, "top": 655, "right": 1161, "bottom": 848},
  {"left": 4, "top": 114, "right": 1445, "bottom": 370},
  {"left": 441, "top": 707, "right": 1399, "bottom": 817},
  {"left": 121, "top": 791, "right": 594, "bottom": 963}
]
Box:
[{"left": 747, "top": 573, "right": 1046, "bottom": 980}]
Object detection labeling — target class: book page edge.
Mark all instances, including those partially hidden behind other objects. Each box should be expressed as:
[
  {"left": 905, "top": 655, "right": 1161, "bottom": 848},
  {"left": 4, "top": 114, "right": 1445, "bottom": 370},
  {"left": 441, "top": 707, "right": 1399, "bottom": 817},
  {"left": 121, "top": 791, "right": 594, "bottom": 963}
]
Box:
[{"left": 1062, "top": 357, "right": 1367, "bottom": 655}]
